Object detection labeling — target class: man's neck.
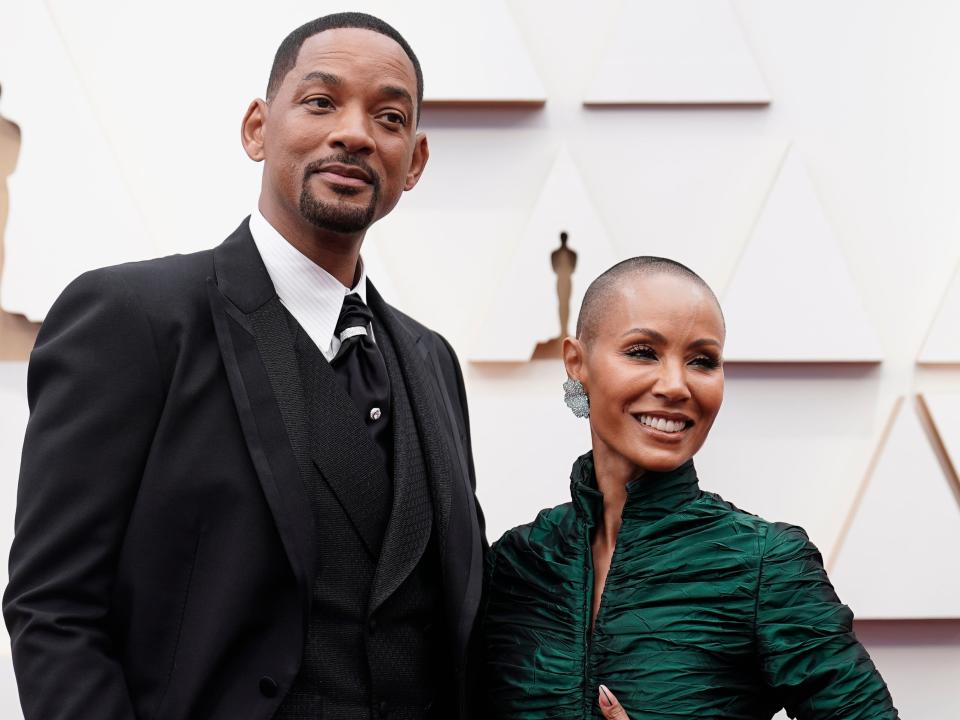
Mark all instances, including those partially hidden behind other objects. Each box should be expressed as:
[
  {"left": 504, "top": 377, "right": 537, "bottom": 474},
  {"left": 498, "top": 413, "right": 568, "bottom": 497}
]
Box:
[{"left": 258, "top": 203, "right": 364, "bottom": 288}]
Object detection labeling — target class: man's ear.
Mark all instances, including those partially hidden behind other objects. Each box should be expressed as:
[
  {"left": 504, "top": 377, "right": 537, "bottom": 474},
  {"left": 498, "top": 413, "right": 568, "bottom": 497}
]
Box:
[
  {"left": 404, "top": 132, "right": 429, "bottom": 191},
  {"left": 563, "top": 336, "right": 587, "bottom": 387},
  {"left": 241, "top": 99, "right": 268, "bottom": 162}
]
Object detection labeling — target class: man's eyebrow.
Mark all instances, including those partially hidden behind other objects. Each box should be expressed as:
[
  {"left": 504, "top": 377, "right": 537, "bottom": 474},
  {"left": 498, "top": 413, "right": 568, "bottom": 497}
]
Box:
[
  {"left": 298, "top": 71, "right": 341, "bottom": 87},
  {"left": 379, "top": 85, "right": 414, "bottom": 106}
]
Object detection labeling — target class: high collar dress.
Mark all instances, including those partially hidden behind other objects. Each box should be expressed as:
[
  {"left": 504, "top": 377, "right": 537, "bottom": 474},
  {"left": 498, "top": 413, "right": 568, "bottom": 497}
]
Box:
[{"left": 481, "top": 453, "right": 898, "bottom": 719}]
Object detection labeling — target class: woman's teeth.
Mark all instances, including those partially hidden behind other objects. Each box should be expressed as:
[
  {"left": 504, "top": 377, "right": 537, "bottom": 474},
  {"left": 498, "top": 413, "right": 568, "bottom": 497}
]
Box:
[{"left": 638, "top": 415, "right": 687, "bottom": 433}]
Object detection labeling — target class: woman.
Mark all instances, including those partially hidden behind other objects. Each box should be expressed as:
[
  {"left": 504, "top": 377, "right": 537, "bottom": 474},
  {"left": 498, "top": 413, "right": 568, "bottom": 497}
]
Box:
[{"left": 481, "top": 257, "right": 898, "bottom": 719}]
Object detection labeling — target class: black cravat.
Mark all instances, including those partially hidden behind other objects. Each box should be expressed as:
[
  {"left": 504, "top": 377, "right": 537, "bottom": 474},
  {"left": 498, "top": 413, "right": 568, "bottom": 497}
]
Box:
[{"left": 331, "top": 294, "right": 392, "bottom": 462}]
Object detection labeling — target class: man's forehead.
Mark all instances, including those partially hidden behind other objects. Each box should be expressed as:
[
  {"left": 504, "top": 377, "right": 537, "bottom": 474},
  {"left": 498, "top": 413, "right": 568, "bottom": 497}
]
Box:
[{"left": 294, "top": 28, "right": 416, "bottom": 80}]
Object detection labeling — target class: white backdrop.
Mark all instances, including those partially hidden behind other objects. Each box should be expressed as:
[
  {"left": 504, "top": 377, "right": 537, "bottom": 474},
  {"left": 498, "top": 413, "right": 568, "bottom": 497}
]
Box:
[{"left": 1, "top": 0, "right": 959, "bottom": 717}]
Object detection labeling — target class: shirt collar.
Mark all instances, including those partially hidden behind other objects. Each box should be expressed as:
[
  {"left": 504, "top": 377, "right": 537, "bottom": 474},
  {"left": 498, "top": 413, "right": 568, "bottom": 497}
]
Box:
[
  {"left": 570, "top": 451, "right": 700, "bottom": 527},
  {"left": 248, "top": 209, "right": 367, "bottom": 356}
]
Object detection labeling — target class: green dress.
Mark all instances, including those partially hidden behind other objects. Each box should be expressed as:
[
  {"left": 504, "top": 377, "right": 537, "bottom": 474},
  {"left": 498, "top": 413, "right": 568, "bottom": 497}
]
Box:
[{"left": 481, "top": 452, "right": 898, "bottom": 719}]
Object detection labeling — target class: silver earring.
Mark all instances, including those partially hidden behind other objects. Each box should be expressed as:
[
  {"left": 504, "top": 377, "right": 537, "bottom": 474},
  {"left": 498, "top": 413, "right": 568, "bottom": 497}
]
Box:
[{"left": 563, "top": 378, "right": 590, "bottom": 418}]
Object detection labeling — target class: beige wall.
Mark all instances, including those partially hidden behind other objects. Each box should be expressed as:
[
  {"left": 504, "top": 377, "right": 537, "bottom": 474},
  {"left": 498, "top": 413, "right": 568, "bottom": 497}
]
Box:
[{"left": 1, "top": 1, "right": 959, "bottom": 717}]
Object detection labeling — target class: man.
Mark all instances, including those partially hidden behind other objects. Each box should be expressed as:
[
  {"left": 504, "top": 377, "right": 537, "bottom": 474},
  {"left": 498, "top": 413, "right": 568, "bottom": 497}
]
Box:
[{"left": 4, "top": 12, "right": 485, "bottom": 720}]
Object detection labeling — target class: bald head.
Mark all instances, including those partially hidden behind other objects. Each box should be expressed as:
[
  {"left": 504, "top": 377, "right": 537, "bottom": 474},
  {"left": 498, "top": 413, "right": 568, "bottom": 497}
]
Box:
[{"left": 576, "top": 257, "right": 723, "bottom": 346}]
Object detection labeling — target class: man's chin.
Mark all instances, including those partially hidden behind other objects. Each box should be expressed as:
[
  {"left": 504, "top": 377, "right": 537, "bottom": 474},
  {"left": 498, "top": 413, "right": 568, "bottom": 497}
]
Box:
[{"left": 299, "top": 192, "right": 376, "bottom": 235}]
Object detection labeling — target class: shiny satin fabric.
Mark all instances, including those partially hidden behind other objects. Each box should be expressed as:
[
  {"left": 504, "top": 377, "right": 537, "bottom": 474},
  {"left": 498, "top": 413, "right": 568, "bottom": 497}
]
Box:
[{"left": 481, "top": 453, "right": 898, "bottom": 720}]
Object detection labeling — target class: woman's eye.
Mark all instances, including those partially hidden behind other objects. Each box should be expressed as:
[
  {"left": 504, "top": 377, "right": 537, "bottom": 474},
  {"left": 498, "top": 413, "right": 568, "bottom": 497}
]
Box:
[
  {"left": 690, "top": 355, "right": 720, "bottom": 369},
  {"left": 626, "top": 345, "right": 657, "bottom": 360}
]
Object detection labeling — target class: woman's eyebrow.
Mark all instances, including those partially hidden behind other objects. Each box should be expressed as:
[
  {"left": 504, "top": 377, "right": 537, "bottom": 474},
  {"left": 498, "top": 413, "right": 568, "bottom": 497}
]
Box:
[{"left": 621, "top": 327, "right": 667, "bottom": 342}]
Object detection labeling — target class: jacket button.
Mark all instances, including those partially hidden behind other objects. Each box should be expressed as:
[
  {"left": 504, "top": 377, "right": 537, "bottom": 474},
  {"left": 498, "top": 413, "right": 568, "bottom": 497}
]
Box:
[
  {"left": 368, "top": 617, "right": 378, "bottom": 634},
  {"left": 378, "top": 699, "right": 389, "bottom": 717},
  {"left": 259, "top": 676, "right": 279, "bottom": 698}
]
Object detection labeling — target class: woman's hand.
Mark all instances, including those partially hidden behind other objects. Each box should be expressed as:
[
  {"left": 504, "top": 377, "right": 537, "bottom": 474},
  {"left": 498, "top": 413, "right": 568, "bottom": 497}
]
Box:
[{"left": 598, "top": 684, "right": 630, "bottom": 719}]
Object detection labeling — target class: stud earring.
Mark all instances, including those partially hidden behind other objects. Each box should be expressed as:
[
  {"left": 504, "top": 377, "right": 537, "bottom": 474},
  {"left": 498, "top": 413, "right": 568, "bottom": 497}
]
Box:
[{"left": 563, "top": 378, "right": 590, "bottom": 418}]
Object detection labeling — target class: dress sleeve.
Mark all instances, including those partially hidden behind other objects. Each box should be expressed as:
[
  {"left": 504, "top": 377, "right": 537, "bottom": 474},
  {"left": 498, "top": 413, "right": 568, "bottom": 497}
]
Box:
[{"left": 756, "top": 523, "right": 899, "bottom": 720}]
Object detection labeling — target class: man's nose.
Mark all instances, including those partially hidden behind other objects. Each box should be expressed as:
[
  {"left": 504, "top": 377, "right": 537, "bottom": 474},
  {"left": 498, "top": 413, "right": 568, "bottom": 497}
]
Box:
[
  {"left": 652, "top": 360, "right": 692, "bottom": 402},
  {"left": 326, "top": 105, "right": 375, "bottom": 154}
]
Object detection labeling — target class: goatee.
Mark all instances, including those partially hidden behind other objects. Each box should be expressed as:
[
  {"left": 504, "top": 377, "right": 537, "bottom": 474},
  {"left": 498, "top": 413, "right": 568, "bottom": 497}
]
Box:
[{"left": 298, "top": 154, "right": 381, "bottom": 234}]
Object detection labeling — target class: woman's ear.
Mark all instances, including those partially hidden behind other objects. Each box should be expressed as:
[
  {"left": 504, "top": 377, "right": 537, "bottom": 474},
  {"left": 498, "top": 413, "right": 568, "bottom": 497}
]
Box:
[{"left": 562, "top": 336, "right": 586, "bottom": 386}]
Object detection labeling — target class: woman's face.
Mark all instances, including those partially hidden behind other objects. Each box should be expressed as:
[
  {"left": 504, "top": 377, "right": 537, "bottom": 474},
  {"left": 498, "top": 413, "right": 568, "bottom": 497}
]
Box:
[{"left": 565, "top": 272, "right": 725, "bottom": 475}]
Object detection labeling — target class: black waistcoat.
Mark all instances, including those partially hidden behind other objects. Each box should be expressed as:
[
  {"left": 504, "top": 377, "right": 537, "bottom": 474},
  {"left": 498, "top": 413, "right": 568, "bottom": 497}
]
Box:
[{"left": 273, "top": 308, "right": 449, "bottom": 720}]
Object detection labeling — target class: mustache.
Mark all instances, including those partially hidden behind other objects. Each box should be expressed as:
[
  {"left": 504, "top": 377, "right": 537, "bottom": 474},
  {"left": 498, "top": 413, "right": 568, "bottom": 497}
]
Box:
[{"left": 303, "top": 153, "right": 380, "bottom": 187}]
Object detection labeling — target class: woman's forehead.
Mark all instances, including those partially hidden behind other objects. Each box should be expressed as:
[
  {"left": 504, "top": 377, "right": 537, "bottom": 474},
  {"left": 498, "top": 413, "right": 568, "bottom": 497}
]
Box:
[{"left": 602, "top": 274, "right": 725, "bottom": 340}]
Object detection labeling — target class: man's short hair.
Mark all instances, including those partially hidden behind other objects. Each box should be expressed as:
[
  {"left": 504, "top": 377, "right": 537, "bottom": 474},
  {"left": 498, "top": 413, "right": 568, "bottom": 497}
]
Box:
[
  {"left": 265, "top": 12, "right": 424, "bottom": 123},
  {"left": 576, "top": 256, "right": 723, "bottom": 345}
]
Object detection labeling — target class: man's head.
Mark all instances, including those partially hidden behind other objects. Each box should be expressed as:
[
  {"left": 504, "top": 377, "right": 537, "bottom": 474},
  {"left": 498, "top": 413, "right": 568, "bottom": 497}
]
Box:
[{"left": 242, "top": 13, "right": 428, "bottom": 241}]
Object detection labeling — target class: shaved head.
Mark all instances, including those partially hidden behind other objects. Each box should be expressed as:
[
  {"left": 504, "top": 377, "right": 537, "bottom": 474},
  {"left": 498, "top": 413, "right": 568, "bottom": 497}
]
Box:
[{"left": 576, "top": 257, "right": 723, "bottom": 346}]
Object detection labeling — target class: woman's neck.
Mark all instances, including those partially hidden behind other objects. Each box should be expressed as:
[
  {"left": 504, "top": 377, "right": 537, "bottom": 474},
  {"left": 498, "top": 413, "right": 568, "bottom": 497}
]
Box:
[{"left": 590, "top": 434, "right": 642, "bottom": 548}]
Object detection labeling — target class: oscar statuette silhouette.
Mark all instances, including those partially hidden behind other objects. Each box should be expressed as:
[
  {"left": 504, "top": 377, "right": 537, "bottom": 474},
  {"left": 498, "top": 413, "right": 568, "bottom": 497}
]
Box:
[{"left": 532, "top": 231, "right": 577, "bottom": 360}]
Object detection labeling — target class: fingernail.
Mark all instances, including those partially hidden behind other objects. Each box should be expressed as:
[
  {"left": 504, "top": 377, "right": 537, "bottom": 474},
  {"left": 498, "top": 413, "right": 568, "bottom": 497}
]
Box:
[{"left": 599, "top": 685, "right": 612, "bottom": 707}]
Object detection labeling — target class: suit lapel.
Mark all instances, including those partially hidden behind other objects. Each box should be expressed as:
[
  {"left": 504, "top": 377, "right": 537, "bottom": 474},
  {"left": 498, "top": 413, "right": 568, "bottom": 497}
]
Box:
[
  {"left": 367, "top": 285, "right": 483, "bottom": 662},
  {"left": 367, "top": 315, "right": 432, "bottom": 614},
  {"left": 208, "top": 219, "right": 315, "bottom": 615}
]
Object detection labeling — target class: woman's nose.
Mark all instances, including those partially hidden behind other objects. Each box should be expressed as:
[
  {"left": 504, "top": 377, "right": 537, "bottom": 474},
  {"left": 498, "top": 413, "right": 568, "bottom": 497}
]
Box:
[{"left": 652, "top": 361, "right": 692, "bottom": 402}]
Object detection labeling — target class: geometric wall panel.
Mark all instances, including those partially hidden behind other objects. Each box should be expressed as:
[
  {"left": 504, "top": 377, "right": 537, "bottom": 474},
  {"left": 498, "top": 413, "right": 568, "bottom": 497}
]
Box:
[
  {"left": 0, "top": 0, "right": 154, "bottom": 322},
  {"left": 377, "top": 0, "right": 546, "bottom": 105},
  {"left": 722, "top": 148, "right": 884, "bottom": 362},
  {"left": 920, "top": 392, "right": 960, "bottom": 479},
  {"left": 829, "top": 397, "right": 960, "bottom": 619},
  {"left": 359, "top": 236, "right": 402, "bottom": 307},
  {"left": 470, "top": 146, "right": 619, "bottom": 362},
  {"left": 44, "top": 0, "right": 545, "bottom": 265},
  {"left": 584, "top": 0, "right": 770, "bottom": 105},
  {"left": 918, "top": 262, "right": 960, "bottom": 364}
]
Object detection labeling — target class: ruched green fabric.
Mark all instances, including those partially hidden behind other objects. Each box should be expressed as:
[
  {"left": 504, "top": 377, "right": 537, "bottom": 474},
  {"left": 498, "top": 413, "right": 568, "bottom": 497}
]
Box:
[{"left": 481, "top": 452, "right": 898, "bottom": 719}]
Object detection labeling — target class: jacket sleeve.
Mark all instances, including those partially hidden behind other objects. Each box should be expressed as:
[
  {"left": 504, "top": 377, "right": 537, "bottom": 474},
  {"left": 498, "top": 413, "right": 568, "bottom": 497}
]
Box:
[
  {"left": 756, "top": 523, "right": 899, "bottom": 720},
  {"left": 436, "top": 334, "right": 487, "bottom": 548},
  {"left": 3, "top": 268, "right": 166, "bottom": 720}
]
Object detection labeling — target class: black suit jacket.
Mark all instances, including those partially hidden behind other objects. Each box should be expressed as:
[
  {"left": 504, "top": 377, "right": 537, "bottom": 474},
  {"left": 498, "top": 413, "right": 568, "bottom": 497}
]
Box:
[{"left": 3, "top": 220, "right": 486, "bottom": 720}]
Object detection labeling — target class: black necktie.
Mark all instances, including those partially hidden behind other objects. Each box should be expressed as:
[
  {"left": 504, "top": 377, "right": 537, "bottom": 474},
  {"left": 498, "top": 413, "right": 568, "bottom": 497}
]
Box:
[{"left": 330, "top": 294, "right": 392, "bottom": 462}]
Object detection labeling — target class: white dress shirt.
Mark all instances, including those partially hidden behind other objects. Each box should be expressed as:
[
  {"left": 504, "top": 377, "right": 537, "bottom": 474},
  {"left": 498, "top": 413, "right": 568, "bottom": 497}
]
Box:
[{"left": 248, "top": 209, "right": 368, "bottom": 360}]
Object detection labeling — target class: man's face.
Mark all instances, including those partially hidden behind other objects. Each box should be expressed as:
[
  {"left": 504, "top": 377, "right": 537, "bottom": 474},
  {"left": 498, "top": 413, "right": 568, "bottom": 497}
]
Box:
[{"left": 253, "top": 28, "right": 426, "bottom": 236}]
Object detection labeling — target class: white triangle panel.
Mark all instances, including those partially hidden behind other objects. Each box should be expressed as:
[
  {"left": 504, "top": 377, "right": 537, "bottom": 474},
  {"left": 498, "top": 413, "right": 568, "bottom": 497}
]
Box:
[
  {"left": 470, "top": 146, "right": 619, "bottom": 362},
  {"left": 45, "top": 0, "right": 545, "bottom": 260},
  {"left": 0, "top": 0, "right": 153, "bottom": 322},
  {"left": 918, "top": 263, "right": 960, "bottom": 364},
  {"left": 921, "top": 392, "right": 960, "bottom": 479},
  {"left": 363, "top": 1, "right": 547, "bottom": 104},
  {"left": 584, "top": 0, "right": 770, "bottom": 105},
  {"left": 830, "top": 398, "right": 960, "bottom": 618},
  {"left": 359, "top": 234, "right": 402, "bottom": 307},
  {"left": 722, "top": 149, "right": 883, "bottom": 362}
]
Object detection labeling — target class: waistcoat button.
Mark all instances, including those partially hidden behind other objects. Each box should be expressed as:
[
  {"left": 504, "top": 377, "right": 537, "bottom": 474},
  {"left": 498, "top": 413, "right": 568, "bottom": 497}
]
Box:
[
  {"left": 258, "top": 676, "right": 278, "bottom": 698},
  {"left": 378, "top": 699, "right": 389, "bottom": 717}
]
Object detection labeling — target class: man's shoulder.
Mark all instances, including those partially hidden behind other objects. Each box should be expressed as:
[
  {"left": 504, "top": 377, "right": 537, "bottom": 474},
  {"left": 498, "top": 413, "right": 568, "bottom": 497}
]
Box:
[
  {"left": 378, "top": 294, "right": 457, "bottom": 361},
  {"left": 69, "top": 248, "right": 216, "bottom": 311}
]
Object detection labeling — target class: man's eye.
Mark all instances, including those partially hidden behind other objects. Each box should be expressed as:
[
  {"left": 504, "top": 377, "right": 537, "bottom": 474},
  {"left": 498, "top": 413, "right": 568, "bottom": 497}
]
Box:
[
  {"left": 306, "top": 97, "right": 333, "bottom": 110},
  {"left": 380, "top": 111, "right": 406, "bottom": 126}
]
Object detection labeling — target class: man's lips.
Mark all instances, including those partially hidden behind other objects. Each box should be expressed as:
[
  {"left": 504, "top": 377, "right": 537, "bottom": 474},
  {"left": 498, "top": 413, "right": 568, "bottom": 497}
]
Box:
[{"left": 315, "top": 163, "right": 372, "bottom": 188}]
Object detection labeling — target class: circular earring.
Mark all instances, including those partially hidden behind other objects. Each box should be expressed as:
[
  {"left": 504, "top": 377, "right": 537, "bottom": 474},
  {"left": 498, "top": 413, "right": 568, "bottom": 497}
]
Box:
[{"left": 563, "top": 378, "right": 590, "bottom": 418}]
